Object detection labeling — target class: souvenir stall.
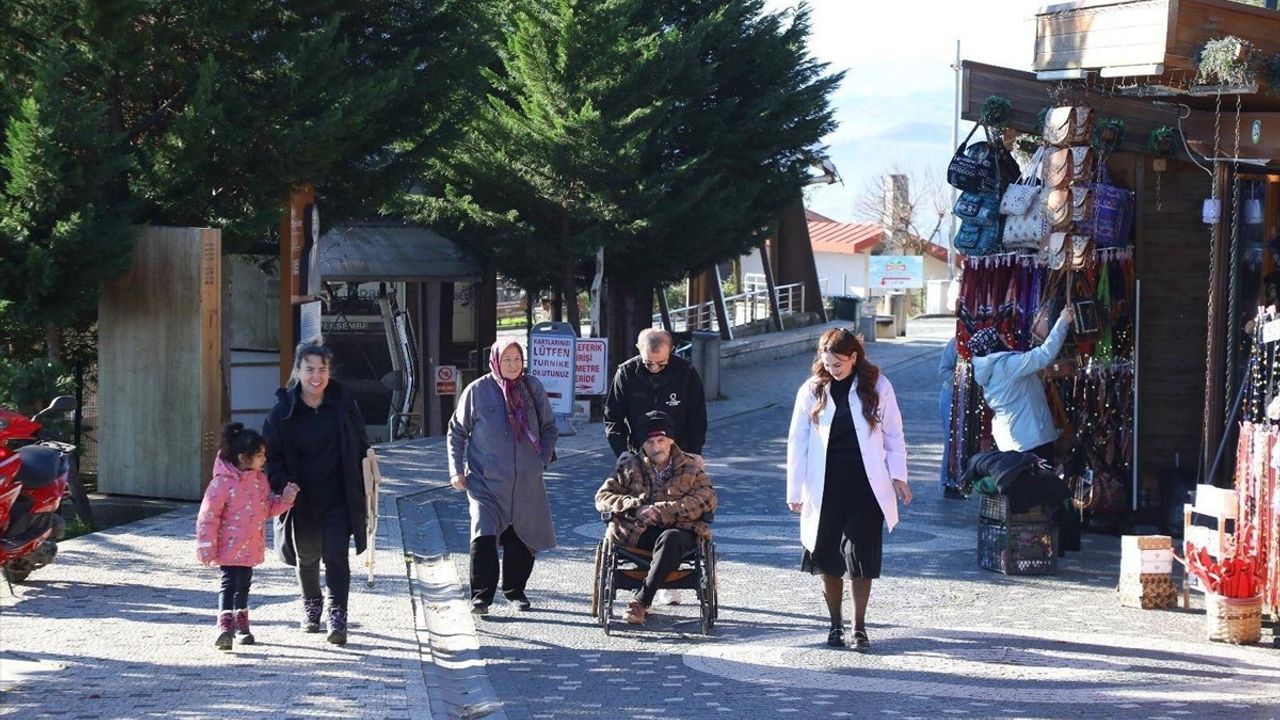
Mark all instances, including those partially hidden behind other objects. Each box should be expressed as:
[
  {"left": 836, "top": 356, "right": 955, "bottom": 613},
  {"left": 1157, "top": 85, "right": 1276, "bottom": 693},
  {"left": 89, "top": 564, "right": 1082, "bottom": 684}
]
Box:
[{"left": 945, "top": 97, "right": 1138, "bottom": 528}]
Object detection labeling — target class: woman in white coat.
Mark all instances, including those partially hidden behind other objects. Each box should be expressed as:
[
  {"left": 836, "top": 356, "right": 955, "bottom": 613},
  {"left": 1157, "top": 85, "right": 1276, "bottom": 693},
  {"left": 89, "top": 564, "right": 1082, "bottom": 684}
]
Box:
[{"left": 787, "top": 328, "right": 911, "bottom": 650}]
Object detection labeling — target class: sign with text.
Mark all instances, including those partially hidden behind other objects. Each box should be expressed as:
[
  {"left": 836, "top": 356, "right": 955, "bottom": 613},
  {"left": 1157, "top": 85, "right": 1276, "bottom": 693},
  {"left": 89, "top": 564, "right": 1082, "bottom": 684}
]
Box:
[
  {"left": 434, "top": 365, "right": 458, "bottom": 395},
  {"left": 868, "top": 255, "right": 924, "bottom": 290},
  {"left": 528, "top": 323, "right": 577, "bottom": 417},
  {"left": 574, "top": 338, "right": 608, "bottom": 395}
]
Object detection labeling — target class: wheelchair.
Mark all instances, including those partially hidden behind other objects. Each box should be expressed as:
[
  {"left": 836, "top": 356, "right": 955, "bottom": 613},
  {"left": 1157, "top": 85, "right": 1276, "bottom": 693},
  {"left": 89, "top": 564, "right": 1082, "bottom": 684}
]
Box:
[{"left": 588, "top": 512, "right": 719, "bottom": 635}]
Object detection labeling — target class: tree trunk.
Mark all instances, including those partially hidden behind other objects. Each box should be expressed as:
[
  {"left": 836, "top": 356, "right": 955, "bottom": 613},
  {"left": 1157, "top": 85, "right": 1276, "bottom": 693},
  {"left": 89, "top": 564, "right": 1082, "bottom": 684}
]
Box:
[
  {"left": 563, "top": 264, "right": 582, "bottom": 338},
  {"left": 605, "top": 276, "right": 653, "bottom": 370},
  {"left": 552, "top": 289, "right": 563, "bottom": 322},
  {"left": 45, "top": 322, "right": 63, "bottom": 363}
]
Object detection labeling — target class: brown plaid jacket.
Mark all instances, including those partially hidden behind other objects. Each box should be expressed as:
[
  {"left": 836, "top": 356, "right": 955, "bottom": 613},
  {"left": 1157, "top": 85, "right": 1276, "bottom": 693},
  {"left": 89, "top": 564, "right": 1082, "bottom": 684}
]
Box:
[{"left": 594, "top": 448, "right": 716, "bottom": 547}]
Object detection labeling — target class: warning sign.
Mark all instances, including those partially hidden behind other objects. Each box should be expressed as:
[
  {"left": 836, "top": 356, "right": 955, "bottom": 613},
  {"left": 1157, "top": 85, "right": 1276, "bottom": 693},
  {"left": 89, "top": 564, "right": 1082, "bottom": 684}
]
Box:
[
  {"left": 574, "top": 338, "right": 608, "bottom": 395},
  {"left": 435, "top": 365, "right": 458, "bottom": 395}
]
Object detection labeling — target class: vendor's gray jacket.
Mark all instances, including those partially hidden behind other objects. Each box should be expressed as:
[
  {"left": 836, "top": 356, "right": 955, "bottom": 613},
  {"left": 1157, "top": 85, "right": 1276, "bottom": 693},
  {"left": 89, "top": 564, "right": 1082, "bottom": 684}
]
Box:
[{"left": 447, "top": 374, "right": 558, "bottom": 551}]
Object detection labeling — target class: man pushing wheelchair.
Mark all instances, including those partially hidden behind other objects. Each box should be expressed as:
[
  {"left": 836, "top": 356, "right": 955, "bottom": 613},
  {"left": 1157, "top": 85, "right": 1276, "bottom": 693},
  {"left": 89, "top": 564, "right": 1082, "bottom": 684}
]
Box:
[{"left": 594, "top": 411, "right": 717, "bottom": 625}]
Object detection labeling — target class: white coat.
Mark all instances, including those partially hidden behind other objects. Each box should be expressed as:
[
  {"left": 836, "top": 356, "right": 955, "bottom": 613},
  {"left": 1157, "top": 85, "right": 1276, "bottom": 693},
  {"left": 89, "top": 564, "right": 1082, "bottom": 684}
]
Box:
[{"left": 786, "top": 374, "right": 908, "bottom": 552}]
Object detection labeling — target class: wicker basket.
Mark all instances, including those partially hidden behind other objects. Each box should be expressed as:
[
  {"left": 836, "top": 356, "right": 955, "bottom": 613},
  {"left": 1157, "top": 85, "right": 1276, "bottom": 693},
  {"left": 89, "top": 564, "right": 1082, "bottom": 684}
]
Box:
[{"left": 1204, "top": 592, "right": 1262, "bottom": 644}]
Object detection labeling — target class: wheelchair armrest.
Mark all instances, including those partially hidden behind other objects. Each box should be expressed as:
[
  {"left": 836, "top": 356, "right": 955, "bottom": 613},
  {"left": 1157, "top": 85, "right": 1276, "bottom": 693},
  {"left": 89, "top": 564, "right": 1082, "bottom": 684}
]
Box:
[{"left": 701, "top": 511, "right": 714, "bottom": 523}]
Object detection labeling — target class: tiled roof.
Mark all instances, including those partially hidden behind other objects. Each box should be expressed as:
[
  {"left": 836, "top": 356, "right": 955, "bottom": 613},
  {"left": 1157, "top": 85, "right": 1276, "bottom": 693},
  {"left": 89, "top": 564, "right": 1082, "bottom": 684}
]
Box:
[
  {"left": 807, "top": 218, "right": 884, "bottom": 255},
  {"left": 805, "top": 214, "right": 952, "bottom": 264}
]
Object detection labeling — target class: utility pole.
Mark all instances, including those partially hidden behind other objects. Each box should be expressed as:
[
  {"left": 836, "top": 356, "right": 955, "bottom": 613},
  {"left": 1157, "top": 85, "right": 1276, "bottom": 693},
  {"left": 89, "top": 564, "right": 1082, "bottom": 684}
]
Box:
[{"left": 949, "top": 39, "right": 961, "bottom": 280}]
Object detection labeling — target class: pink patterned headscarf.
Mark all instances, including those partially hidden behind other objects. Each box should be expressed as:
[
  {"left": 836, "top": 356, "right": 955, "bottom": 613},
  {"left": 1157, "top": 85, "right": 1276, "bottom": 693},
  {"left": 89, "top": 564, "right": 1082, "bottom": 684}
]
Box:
[{"left": 489, "top": 341, "right": 541, "bottom": 451}]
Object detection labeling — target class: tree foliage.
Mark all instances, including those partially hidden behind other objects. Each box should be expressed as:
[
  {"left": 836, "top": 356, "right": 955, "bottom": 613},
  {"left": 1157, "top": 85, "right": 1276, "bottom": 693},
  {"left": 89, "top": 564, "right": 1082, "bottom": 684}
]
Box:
[
  {"left": 0, "top": 0, "right": 493, "bottom": 360},
  {"left": 411, "top": 0, "right": 840, "bottom": 349}
]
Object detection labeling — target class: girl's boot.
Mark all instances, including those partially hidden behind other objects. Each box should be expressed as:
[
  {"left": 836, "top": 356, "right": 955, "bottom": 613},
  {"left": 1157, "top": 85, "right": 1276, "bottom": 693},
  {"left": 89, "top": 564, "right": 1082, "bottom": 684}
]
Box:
[
  {"left": 234, "top": 609, "right": 255, "bottom": 645},
  {"left": 215, "top": 611, "right": 235, "bottom": 651},
  {"left": 301, "top": 597, "right": 323, "bottom": 633},
  {"left": 326, "top": 604, "right": 348, "bottom": 646}
]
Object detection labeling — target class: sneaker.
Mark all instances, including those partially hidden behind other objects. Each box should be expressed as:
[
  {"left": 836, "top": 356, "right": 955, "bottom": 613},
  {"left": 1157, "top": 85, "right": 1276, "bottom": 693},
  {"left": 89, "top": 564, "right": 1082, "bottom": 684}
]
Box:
[
  {"left": 506, "top": 592, "right": 532, "bottom": 611},
  {"left": 826, "top": 626, "right": 845, "bottom": 648},
  {"left": 471, "top": 599, "right": 491, "bottom": 616},
  {"left": 623, "top": 600, "right": 648, "bottom": 625},
  {"left": 301, "top": 597, "right": 323, "bottom": 633},
  {"left": 852, "top": 628, "right": 870, "bottom": 652},
  {"left": 655, "top": 589, "right": 682, "bottom": 606},
  {"left": 326, "top": 605, "right": 348, "bottom": 646}
]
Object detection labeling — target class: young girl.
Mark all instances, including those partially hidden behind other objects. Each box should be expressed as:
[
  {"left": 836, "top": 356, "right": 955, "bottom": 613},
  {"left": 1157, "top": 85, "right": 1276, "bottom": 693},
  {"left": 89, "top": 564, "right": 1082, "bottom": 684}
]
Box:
[{"left": 196, "top": 423, "right": 299, "bottom": 650}]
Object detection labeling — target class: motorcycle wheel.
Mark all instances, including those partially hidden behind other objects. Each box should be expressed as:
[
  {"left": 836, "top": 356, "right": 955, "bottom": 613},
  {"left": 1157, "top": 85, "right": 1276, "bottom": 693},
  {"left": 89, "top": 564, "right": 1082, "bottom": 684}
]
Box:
[
  {"left": 3, "top": 563, "right": 31, "bottom": 585},
  {"left": 64, "top": 455, "right": 94, "bottom": 531}
]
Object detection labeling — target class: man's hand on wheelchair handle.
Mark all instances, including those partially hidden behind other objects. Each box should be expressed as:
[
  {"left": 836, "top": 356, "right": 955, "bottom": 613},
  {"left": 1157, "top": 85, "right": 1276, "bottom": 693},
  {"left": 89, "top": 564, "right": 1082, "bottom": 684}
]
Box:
[{"left": 450, "top": 474, "right": 467, "bottom": 491}]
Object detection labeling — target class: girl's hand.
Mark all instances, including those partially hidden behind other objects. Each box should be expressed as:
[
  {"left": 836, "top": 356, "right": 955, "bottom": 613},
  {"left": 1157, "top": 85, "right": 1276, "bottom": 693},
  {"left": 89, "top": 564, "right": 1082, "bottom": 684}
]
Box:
[
  {"left": 282, "top": 482, "right": 300, "bottom": 501},
  {"left": 450, "top": 475, "right": 467, "bottom": 491},
  {"left": 892, "top": 479, "right": 912, "bottom": 505},
  {"left": 788, "top": 502, "right": 802, "bottom": 513}
]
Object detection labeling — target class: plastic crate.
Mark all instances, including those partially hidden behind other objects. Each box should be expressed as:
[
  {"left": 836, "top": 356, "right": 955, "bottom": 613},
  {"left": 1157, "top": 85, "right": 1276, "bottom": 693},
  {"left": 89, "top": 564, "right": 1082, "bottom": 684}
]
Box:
[
  {"left": 978, "top": 519, "right": 1058, "bottom": 575},
  {"left": 978, "top": 494, "right": 1047, "bottom": 524}
]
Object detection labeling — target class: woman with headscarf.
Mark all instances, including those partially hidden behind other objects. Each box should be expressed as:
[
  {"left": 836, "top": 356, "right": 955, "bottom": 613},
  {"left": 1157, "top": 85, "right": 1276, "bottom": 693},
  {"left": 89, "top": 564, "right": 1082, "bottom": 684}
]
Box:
[{"left": 447, "top": 340, "right": 558, "bottom": 615}]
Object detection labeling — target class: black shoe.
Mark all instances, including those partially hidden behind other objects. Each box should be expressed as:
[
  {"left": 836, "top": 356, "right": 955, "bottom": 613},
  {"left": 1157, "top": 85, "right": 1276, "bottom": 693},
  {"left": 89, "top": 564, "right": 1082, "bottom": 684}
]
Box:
[
  {"left": 471, "top": 599, "right": 491, "bottom": 616},
  {"left": 506, "top": 592, "right": 532, "bottom": 611},
  {"left": 826, "top": 627, "right": 845, "bottom": 647},
  {"left": 852, "top": 628, "right": 870, "bottom": 652},
  {"left": 943, "top": 486, "right": 965, "bottom": 500}
]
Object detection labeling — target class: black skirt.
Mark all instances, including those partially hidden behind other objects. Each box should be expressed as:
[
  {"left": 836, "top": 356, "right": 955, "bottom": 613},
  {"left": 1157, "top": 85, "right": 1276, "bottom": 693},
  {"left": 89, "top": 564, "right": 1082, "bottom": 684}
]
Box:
[{"left": 801, "top": 449, "right": 884, "bottom": 579}]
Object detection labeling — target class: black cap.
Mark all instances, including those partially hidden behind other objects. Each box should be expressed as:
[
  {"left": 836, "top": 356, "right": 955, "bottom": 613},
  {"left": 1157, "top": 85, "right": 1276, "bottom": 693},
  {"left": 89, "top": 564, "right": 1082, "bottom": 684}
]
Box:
[{"left": 641, "top": 410, "right": 675, "bottom": 440}]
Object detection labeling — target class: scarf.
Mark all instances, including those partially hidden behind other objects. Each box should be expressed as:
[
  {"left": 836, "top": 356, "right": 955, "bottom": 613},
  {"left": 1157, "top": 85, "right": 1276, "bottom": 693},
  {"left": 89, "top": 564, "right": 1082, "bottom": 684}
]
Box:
[
  {"left": 967, "top": 327, "right": 1006, "bottom": 358},
  {"left": 489, "top": 341, "right": 542, "bottom": 452}
]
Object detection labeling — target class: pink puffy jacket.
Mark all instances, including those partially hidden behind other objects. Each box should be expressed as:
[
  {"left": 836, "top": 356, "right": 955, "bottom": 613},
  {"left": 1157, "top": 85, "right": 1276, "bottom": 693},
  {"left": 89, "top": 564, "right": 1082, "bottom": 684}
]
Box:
[{"left": 196, "top": 456, "right": 296, "bottom": 567}]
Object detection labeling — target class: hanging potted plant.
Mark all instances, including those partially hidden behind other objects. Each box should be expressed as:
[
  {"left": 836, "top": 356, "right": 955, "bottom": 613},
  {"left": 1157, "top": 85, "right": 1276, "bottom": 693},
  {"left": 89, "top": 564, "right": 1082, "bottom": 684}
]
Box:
[{"left": 1196, "top": 36, "right": 1259, "bottom": 87}]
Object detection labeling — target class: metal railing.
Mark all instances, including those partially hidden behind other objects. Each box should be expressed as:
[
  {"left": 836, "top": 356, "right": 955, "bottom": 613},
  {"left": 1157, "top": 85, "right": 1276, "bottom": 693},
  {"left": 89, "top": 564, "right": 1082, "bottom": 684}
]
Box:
[{"left": 654, "top": 282, "right": 807, "bottom": 332}]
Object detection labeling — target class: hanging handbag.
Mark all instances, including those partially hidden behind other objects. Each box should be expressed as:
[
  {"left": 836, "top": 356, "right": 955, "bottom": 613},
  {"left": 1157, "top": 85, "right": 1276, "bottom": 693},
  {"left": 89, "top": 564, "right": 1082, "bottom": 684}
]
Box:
[
  {"left": 954, "top": 219, "right": 1003, "bottom": 256},
  {"left": 1069, "top": 146, "right": 1094, "bottom": 184},
  {"left": 1000, "top": 148, "right": 1044, "bottom": 216},
  {"left": 947, "top": 124, "right": 992, "bottom": 193},
  {"left": 1040, "top": 231, "right": 1068, "bottom": 271},
  {"left": 1071, "top": 186, "right": 1093, "bottom": 224},
  {"left": 1043, "top": 357, "right": 1078, "bottom": 380},
  {"left": 1046, "top": 188, "right": 1073, "bottom": 230},
  {"left": 954, "top": 191, "right": 1001, "bottom": 226},
  {"left": 1089, "top": 166, "right": 1135, "bottom": 248},
  {"left": 1069, "top": 234, "right": 1093, "bottom": 271},
  {"left": 1030, "top": 270, "right": 1065, "bottom": 346},
  {"left": 1042, "top": 148, "right": 1071, "bottom": 188},
  {"left": 1042, "top": 106, "right": 1095, "bottom": 147},
  {"left": 1002, "top": 186, "right": 1048, "bottom": 250}
]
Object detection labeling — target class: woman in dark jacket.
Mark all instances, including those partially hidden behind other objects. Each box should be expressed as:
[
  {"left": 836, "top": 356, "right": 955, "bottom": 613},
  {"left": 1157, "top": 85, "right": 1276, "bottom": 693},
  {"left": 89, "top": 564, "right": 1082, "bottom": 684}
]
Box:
[{"left": 263, "top": 341, "right": 370, "bottom": 646}]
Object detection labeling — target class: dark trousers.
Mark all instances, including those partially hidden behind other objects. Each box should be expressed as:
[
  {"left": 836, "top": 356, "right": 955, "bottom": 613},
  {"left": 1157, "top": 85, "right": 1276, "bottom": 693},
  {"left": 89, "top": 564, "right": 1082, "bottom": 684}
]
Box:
[
  {"left": 633, "top": 526, "right": 697, "bottom": 607},
  {"left": 1029, "top": 441, "right": 1081, "bottom": 553},
  {"left": 219, "top": 566, "right": 253, "bottom": 611},
  {"left": 470, "top": 526, "right": 535, "bottom": 604},
  {"left": 294, "top": 504, "right": 353, "bottom": 609}
]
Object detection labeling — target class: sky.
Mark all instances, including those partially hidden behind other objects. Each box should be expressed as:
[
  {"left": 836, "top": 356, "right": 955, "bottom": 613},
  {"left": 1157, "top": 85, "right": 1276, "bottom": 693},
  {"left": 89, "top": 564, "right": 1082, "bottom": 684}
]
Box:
[{"left": 767, "top": 0, "right": 1039, "bottom": 226}]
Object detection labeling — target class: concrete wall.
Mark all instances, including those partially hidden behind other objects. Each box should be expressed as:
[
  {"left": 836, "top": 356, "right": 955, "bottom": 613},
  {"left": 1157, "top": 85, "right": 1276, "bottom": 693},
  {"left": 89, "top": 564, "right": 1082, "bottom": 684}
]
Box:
[
  {"left": 99, "top": 227, "right": 222, "bottom": 500},
  {"left": 224, "top": 256, "right": 278, "bottom": 351}
]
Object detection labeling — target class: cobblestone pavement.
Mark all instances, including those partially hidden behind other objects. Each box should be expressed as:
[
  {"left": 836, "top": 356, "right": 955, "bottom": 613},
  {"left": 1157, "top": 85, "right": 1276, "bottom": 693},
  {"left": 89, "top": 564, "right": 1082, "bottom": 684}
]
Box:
[
  {"left": 421, "top": 322, "right": 1280, "bottom": 720},
  {"left": 0, "top": 461, "right": 433, "bottom": 718}
]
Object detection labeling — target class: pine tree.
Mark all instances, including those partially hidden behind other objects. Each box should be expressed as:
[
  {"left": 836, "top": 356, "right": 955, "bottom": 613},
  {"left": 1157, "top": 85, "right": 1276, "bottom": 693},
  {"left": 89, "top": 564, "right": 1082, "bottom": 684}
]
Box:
[{"left": 419, "top": 0, "right": 839, "bottom": 359}]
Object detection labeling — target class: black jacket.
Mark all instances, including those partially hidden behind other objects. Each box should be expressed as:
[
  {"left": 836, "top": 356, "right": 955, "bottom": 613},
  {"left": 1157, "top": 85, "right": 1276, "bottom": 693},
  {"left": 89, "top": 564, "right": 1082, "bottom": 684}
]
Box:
[
  {"left": 263, "top": 380, "right": 371, "bottom": 563},
  {"left": 960, "top": 450, "right": 1069, "bottom": 513},
  {"left": 604, "top": 354, "right": 707, "bottom": 457}
]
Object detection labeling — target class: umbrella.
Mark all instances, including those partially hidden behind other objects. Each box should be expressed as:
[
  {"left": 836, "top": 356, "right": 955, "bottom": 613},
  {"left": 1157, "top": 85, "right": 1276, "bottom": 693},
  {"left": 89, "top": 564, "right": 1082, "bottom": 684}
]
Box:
[{"left": 362, "top": 448, "right": 382, "bottom": 587}]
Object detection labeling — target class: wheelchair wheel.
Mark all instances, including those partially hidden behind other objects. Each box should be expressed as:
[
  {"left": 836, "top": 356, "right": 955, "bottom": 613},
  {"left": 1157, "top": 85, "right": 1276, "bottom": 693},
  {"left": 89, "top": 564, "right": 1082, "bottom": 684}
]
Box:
[
  {"left": 589, "top": 542, "right": 602, "bottom": 618},
  {"left": 600, "top": 540, "right": 615, "bottom": 635},
  {"left": 698, "top": 538, "right": 715, "bottom": 635},
  {"left": 709, "top": 543, "right": 719, "bottom": 621}
]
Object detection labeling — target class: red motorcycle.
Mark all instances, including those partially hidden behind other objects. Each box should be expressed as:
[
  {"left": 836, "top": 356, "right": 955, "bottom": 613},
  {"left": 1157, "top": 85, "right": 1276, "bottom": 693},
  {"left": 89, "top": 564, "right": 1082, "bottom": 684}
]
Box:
[{"left": 0, "top": 395, "right": 90, "bottom": 586}]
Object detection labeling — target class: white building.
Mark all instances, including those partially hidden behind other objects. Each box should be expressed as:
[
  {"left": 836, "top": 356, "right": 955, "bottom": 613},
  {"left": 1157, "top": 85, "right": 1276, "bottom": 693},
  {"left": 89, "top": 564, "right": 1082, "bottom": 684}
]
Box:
[{"left": 739, "top": 210, "right": 952, "bottom": 300}]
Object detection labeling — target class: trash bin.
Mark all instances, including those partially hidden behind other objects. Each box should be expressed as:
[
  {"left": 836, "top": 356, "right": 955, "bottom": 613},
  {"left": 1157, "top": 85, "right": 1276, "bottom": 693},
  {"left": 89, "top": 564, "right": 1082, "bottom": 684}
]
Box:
[{"left": 831, "top": 295, "right": 863, "bottom": 321}]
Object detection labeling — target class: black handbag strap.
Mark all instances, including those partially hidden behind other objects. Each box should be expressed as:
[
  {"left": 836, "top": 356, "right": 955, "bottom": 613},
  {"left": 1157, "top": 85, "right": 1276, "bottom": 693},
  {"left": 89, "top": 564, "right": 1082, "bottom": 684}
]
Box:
[{"left": 953, "top": 122, "right": 982, "bottom": 156}]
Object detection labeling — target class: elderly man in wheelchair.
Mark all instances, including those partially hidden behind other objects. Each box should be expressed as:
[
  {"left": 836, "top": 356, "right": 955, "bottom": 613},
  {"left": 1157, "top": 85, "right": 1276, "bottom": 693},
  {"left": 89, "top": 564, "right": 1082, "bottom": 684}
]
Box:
[{"left": 593, "top": 411, "right": 717, "bottom": 628}]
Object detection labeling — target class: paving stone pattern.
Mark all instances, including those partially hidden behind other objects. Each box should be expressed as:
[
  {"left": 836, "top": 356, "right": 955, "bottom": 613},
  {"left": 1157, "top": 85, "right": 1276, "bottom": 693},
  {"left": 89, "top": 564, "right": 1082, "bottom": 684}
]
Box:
[{"left": 429, "top": 321, "right": 1280, "bottom": 720}]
